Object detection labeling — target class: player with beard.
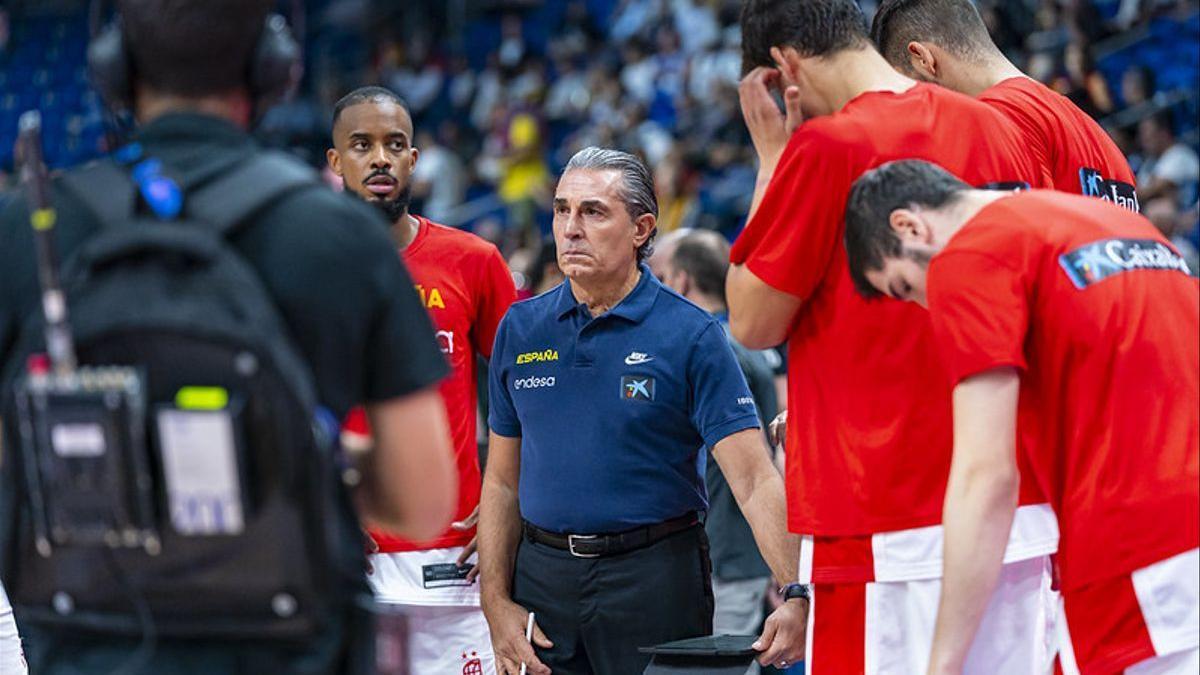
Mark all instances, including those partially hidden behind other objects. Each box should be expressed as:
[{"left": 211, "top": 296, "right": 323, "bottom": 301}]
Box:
[{"left": 328, "top": 86, "right": 516, "bottom": 675}]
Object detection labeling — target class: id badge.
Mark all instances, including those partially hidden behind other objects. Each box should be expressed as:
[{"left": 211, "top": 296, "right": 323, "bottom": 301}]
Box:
[{"left": 422, "top": 563, "right": 474, "bottom": 589}]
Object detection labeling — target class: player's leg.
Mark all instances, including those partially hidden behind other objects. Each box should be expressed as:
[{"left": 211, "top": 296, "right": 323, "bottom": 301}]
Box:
[
  {"left": 401, "top": 604, "right": 496, "bottom": 675},
  {"left": 1059, "top": 548, "right": 1198, "bottom": 674},
  {"left": 807, "top": 582, "right": 867, "bottom": 675},
  {"left": 862, "top": 556, "right": 1056, "bottom": 675}
]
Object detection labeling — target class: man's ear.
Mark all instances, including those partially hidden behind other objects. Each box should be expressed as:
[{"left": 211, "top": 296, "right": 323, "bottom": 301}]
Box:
[
  {"left": 906, "top": 41, "right": 939, "bottom": 81},
  {"left": 325, "top": 148, "right": 342, "bottom": 177},
  {"left": 634, "top": 214, "right": 657, "bottom": 247},
  {"left": 889, "top": 208, "right": 933, "bottom": 244},
  {"left": 406, "top": 147, "right": 420, "bottom": 177},
  {"left": 770, "top": 46, "right": 803, "bottom": 87}
]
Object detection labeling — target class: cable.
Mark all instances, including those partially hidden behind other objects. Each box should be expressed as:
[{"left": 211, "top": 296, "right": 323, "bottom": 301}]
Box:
[{"left": 100, "top": 547, "right": 157, "bottom": 675}]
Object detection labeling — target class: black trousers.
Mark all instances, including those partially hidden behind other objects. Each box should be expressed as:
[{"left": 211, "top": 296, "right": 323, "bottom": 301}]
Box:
[{"left": 511, "top": 523, "right": 714, "bottom": 674}]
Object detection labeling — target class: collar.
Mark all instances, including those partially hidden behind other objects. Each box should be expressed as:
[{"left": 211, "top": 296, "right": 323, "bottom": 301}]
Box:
[
  {"left": 554, "top": 264, "right": 660, "bottom": 323},
  {"left": 133, "top": 112, "right": 252, "bottom": 149}
]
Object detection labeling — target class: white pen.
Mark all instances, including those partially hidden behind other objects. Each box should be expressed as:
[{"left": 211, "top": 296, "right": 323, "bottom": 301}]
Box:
[{"left": 519, "top": 611, "right": 535, "bottom": 675}]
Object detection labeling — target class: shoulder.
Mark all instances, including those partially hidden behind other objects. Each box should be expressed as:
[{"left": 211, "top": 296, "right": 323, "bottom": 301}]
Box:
[
  {"left": 258, "top": 188, "right": 398, "bottom": 268},
  {"left": 421, "top": 218, "right": 507, "bottom": 266},
  {"left": 651, "top": 285, "right": 725, "bottom": 337}
]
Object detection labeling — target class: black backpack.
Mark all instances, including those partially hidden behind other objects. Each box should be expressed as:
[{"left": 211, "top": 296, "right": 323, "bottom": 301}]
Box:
[{"left": 0, "top": 150, "right": 370, "bottom": 642}]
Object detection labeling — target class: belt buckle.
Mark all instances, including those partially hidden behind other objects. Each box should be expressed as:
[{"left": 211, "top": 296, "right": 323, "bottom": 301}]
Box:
[{"left": 567, "top": 534, "right": 601, "bottom": 558}]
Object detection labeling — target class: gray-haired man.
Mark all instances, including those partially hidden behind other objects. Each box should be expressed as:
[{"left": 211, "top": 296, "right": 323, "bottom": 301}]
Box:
[{"left": 477, "top": 148, "right": 806, "bottom": 674}]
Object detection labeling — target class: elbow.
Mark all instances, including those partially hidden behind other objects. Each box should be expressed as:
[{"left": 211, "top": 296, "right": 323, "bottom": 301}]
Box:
[
  {"left": 957, "top": 462, "right": 1020, "bottom": 508},
  {"left": 728, "top": 312, "right": 777, "bottom": 350}
]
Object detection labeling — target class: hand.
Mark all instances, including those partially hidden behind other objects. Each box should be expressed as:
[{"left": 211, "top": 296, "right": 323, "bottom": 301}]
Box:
[
  {"left": 452, "top": 506, "right": 481, "bottom": 583},
  {"left": 753, "top": 598, "right": 808, "bottom": 669},
  {"left": 738, "top": 67, "right": 803, "bottom": 169},
  {"left": 483, "top": 597, "right": 553, "bottom": 675},
  {"left": 768, "top": 409, "right": 787, "bottom": 448}
]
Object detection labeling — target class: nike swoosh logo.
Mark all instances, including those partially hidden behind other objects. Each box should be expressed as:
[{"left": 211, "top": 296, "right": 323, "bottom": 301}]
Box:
[{"left": 625, "top": 354, "right": 654, "bottom": 365}]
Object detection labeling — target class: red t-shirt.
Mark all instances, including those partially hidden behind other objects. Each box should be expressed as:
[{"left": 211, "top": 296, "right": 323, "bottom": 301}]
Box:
[
  {"left": 927, "top": 191, "right": 1199, "bottom": 591},
  {"left": 980, "top": 77, "right": 1138, "bottom": 210},
  {"left": 346, "top": 216, "right": 516, "bottom": 553},
  {"left": 730, "top": 83, "right": 1049, "bottom": 540}
]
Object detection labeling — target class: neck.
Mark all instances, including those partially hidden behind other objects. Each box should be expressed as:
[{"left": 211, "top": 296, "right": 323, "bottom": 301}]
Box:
[
  {"left": 392, "top": 212, "right": 420, "bottom": 250},
  {"left": 571, "top": 265, "right": 642, "bottom": 317},
  {"left": 810, "top": 47, "right": 916, "bottom": 113},
  {"left": 135, "top": 88, "right": 252, "bottom": 128},
  {"left": 931, "top": 189, "right": 1010, "bottom": 246},
  {"left": 951, "top": 53, "right": 1027, "bottom": 97}
]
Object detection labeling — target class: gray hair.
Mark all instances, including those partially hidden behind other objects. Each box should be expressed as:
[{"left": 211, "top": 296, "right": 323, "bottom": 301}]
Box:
[{"left": 563, "top": 146, "right": 658, "bottom": 263}]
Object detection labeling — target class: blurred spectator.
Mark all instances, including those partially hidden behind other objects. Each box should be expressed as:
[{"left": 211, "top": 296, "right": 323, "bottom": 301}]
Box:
[
  {"left": 1138, "top": 111, "right": 1200, "bottom": 207},
  {"left": 412, "top": 124, "right": 467, "bottom": 223},
  {"left": 1120, "top": 65, "right": 1157, "bottom": 107},
  {"left": 1056, "top": 41, "right": 1115, "bottom": 118},
  {"left": 1144, "top": 197, "right": 1200, "bottom": 274}
]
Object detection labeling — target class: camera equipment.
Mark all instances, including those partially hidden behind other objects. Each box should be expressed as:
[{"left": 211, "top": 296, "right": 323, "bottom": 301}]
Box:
[{"left": 13, "top": 111, "right": 158, "bottom": 557}]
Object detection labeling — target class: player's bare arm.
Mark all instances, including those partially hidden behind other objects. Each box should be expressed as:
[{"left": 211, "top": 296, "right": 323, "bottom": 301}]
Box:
[
  {"left": 362, "top": 388, "right": 457, "bottom": 540},
  {"left": 478, "top": 432, "right": 551, "bottom": 675},
  {"left": 928, "top": 368, "right": 1022, "bottom": 675},
  {"left": 712, "top": 427, "right": 805, "bottom": 667},
  {"left": 727, "top": 266, "right": 802, "bottom": 349}
]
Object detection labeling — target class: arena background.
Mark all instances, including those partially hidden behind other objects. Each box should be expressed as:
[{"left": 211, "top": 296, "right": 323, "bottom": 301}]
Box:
[{"left": 0, "top": 0, "right": 1196, "bottom": 291}]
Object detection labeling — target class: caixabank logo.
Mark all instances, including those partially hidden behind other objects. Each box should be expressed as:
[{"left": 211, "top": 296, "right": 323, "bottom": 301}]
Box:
[
  {"left": 1059, "top": 238, "right": 1191, "bottom": 289},
  {"left": 1079, "top": 167, "right": 1140, "bottom": 212}
]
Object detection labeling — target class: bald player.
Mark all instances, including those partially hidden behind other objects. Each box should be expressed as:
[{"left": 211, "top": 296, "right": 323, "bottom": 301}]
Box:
[
  {"left": 871, "top": 0, "right": 1138, "bottom": 210},
  {"left": 328, "top": 86, "right": 516, "bottom": 675}
]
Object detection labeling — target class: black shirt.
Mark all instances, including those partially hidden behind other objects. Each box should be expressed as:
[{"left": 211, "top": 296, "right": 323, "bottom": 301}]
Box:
[{"left": 0, "top": 113, "right": 448, "bottom": 674}]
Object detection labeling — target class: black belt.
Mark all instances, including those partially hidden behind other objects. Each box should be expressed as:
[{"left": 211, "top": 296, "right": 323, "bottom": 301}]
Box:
[{"left": 523, "top": 513, "right": 700, "bottom": 559}]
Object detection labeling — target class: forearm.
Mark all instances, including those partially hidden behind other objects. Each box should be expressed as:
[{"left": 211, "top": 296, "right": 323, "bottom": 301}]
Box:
[
  {"left": 478, "top": 475, "right": 523, "bottom": 606},
  {"left": 929, "top": 464, "right": 1019, "bottom": 673},
  {"left": 738, "top": 464, "right": 800, "bottom": 585}
]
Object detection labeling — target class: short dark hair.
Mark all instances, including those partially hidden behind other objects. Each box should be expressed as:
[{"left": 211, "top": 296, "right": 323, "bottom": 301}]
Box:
[
  {"left": 740, "top": 0, "right": 870, "bottom": 73},
  {"left": 331, "top": 86, "right": 411, "bottom": 130},
  {"left": 871, "top": 0, "right": 996, "bottom": 74},
  {"left": 844, "top": 160, "right": 969, "bottom": 299},
  {"left": 670, "top": 230, "right": 730, "bottom": 302},
  {"left": 118, "top": 0, "right": 273, "bottom": 97},
  {"left": 563, "top": 146, "right": 658, "bottom": 264}
]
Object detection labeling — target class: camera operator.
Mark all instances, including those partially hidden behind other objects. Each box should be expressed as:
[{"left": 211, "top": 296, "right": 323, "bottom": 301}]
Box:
[{"left": 0, "top": 1, "right": 457, "bottom": 672}]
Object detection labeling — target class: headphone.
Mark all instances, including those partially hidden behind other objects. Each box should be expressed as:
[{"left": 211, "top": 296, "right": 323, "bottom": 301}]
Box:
[{"left": 87, "top": 7, "right": 302, "bottom": 117}]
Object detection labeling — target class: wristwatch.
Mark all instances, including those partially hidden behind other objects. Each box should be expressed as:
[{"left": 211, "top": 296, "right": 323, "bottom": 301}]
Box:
[{"left": 779, "top": 582, "right": 811, "bottom": 602}]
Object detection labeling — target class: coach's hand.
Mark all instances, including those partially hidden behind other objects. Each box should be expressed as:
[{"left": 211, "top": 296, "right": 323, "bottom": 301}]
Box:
[
  {"left": 452, "top": 506, "right": 481, "bottom": 582},
  {"left": 738, "top": 66, "right": 803, "bottom": 169},
  {"left": 484, "top": 598, "right": 552, "bottom": 675},
  {"left": 753, "top": 597, "right": 807, "bottom": 669}
]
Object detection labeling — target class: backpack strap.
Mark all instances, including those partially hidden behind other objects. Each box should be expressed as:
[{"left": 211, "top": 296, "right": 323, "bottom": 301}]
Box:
[
  {"left": 58, "top": 161, "right": 138, "bottom": 229},
  {"left": 185, "top": 151, "right": 320, "bottom": 237}
]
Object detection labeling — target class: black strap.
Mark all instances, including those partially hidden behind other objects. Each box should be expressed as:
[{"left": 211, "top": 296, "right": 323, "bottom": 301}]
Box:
[
  {"left": 185, "top": 151, "right": 319, "bottom": 237},
  {"left": 60, "top": 151, "right": 319, "bottom": 240},
  {"left": 59, "top": 161, "right": 138, "bottom": 228}
]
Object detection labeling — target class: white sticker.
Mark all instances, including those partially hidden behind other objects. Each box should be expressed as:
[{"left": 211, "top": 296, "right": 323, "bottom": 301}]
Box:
[
  {"left": 156, "top": 409, "right": 245, "bottom": 536},
  {"left": 51, "top": 423, "right": 106, "bottom": 457}
]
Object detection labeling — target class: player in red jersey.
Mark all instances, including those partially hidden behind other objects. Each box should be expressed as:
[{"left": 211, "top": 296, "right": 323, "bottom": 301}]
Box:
[
  {"left": 328, "top": 87, "right": 516, "bottom": 675},
  {"left": 729, "top": 2, "right": 1059, "bottom": 672},
  {"left": 844, "top": 159, "right": 1199, "bottom": 675},
  {"left": 871, "top": 0, "right": 1138, "bottom": 211}
]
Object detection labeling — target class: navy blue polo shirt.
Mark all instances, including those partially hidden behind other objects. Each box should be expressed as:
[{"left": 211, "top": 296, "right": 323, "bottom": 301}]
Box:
[{"left": 488, "top": 265, "right": 760, "bottom": 533}]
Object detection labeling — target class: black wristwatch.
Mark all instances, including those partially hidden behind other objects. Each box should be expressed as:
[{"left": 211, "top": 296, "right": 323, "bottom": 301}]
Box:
[{"left": 779, "top": 582, "right": 811, "bottom": 602}]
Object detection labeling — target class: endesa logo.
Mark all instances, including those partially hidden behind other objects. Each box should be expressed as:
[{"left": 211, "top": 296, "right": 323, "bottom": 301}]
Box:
[
  {"left": 514, "top": 375, "right": 556, "bottom": 390},
  {"left": 517, "top": 349, "right": 558, "bottom": 365},
  {"left": 1059, "top": 238, "right": 1191, "bottom": 289},
  {"left": 1080, "top": 168, "right": 1140, "bottom": 212}
]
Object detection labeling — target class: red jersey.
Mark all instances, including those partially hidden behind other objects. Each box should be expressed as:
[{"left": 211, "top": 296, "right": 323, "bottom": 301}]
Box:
[
  {"left": 927, "top": 191, "right": 1199, "bottom": 591},
  {"left": 980, "top": 77, "right": 1138, "bottom": 210},
  {"left": 730, "top": 84, "right": 1048, "bottom": 541},
  {"left": 347, "top": 217, "right": 516, "bottom": 553}
]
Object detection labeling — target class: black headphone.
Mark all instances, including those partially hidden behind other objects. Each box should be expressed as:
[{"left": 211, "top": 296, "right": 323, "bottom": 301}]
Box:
[{"left": 87, "top": 8, "right": 302, "bottom": 116}]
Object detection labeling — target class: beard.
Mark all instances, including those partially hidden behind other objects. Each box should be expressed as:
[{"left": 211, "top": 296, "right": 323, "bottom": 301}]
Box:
[{"left": 367, "top": 182, "right": 412, "bottom": 224}]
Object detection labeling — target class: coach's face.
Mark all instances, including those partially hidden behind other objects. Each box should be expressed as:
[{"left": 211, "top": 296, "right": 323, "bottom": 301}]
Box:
[
  {"left": 327, "top": 101, "right": 418, "bottom": 216},
  {"left": 553, "top": 169, "right": 655, "bottom": 285}
]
